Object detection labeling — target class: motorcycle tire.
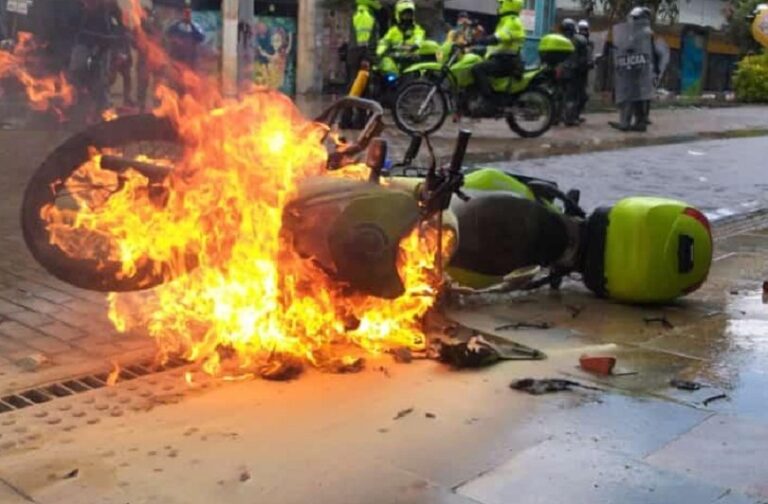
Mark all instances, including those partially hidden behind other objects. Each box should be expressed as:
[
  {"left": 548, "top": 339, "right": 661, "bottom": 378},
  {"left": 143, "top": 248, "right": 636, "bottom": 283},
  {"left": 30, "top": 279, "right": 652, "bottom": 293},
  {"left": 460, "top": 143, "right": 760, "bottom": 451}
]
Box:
[
  {"left": 506, "top": 88, "right": 554, "bottom": 139},
  {"left": 21, "top": 114, "right": 181, "bottom": 292},
  {"left": 393, "top": 79, "right": 448, "bottom": 136}
]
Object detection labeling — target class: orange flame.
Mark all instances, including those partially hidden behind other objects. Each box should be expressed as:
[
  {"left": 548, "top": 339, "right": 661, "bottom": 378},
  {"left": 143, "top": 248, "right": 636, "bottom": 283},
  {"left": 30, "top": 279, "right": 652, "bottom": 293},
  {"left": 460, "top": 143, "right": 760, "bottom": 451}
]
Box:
[
  {"left": 107, "top": 361, "right": 120, "bottom": 387},
  {"left": 0, "top": 32, "right": 75, "bottom": 119},
  {"left": 35, "top": 0, "right": 450, "bottom": 376}
]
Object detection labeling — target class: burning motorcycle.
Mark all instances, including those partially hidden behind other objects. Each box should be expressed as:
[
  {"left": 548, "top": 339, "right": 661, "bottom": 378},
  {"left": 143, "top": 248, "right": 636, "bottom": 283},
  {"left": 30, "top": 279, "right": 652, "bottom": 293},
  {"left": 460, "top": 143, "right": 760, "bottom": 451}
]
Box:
[{"left": 22, "top": 97, "right": 712, "bottom": 305}]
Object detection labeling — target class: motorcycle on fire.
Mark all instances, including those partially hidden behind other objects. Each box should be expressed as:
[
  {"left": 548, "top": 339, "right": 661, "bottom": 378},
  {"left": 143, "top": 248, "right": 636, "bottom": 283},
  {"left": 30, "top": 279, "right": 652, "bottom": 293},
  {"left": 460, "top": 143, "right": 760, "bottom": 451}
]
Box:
[
  {"left": 392, "top": 34, "right": 575, "bottom": 138},
  {"left": 21, "top": 97, "right": 713, "bottom": 303}
]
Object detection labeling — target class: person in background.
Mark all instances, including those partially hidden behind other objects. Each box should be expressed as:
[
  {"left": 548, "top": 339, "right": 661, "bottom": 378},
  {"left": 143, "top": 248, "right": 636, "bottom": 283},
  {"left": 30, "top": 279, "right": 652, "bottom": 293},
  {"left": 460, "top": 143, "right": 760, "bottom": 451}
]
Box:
[
  {"left": 446, "top": 11, "right": 474, "bottom": 46},
  {"left": 136, "top": 6, "right": 161, "bottom": 112},
  {"left": 376, "top": 0, "right": 426, "bottom": 74},
  {"left": 349, "top": 0, "right": 381, "bottom": 85},
  {"left": 609, "top": 7, "right": 660, "bottom": 132},
  {"left": 558, "top": 18, "right": 589, "bottom": 126},
  {"left": 165, "top": 6, "right": 205, "bottom": 68},
  {"left": 577, "top": 19, "right": 594, "bottom": 122},
  {"left": 471, "top": 0, "right": 526, "bottom": 113}
]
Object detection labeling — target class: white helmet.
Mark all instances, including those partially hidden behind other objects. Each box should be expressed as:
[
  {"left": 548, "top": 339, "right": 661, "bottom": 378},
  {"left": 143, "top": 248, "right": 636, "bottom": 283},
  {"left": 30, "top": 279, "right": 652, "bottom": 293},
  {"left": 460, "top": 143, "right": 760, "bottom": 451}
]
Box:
[
  {"left": 629, "top": 6, "right": 652, "bottom": 20},
  {"left": 578, "top": 20, "right": 590, "bottom": 30}
]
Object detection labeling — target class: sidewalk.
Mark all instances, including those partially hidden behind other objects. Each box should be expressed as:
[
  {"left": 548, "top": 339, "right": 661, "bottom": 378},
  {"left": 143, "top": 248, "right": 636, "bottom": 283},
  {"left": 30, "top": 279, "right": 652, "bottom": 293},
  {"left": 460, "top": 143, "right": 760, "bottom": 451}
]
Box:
[{"left": 295, "top": 95, "right": 768, "bottom": 163}]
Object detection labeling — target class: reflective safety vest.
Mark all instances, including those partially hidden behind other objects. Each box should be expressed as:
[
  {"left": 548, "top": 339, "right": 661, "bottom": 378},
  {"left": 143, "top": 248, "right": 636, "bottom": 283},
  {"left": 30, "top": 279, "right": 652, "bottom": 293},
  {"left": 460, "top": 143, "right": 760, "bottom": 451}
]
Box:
[
  {"left": 376, "top": 24, "right": 426, "bottom": 56},
  {"left": 487, "top": 13, "right": 524, "bottom": 57},
  {"left": 353, "top": 5, "right": 377, "bottom": 48}
]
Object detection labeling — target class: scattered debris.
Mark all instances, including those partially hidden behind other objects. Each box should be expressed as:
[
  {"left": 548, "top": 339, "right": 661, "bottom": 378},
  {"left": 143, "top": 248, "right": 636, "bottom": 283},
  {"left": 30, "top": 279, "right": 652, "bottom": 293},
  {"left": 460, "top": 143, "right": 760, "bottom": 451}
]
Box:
[
  {"left": 643, "top": 316, "right": 674, "bottom": 330},
  {"left": 377, "top": 366, "right": 391, "bottom": 378},
  {"left": 495, "top": 321, "right": 551, "bottom": 331},
  {"left": 425, "top": 412, "right": 436, "bottom": 419},
  {"left": 319, "top": 356, "right": 365, "bottom": 374},
  {"left": 394, "top": 408, "right": 414, "bottom": 420},
  {"left": 14, "top": 353, "right": 50, "bottom": 372},
  {"left": 63, "top": 469, "right": 79, "bottom": 479},
  {"left": 565, "top": 305, "right": 586, "bottom": 319},
  {"left": 390, "top": 347, "right": 413, "bottom": 364},
  {"left": 729, "top": 289, "right": 739, "bottom": 296},
  {"left": 702, "top": 393, "right": 728, "bottom": 406},
  {"left": 703, "top": 310, "right": 724, "bottom": 319},
  {"left": 437, "top": 335, "right": 500, "bottom": 368},
  {"left": 239, "top": 470, "right": 251, "bottom": 483},
  {"left": 378, "top": 428, "right": 389, "bottom": 434},
  {"left": 510, "top": 378, "right": 602, "bottom": 395},
  {"left": 256, "top": 357, "right": 304, "bottom": 381},
  {"left": 579, "top": 355, "right": 617, "bottom": 376},
  {"left": 670, "top": 378, "right": 703, "bottom": 391}
]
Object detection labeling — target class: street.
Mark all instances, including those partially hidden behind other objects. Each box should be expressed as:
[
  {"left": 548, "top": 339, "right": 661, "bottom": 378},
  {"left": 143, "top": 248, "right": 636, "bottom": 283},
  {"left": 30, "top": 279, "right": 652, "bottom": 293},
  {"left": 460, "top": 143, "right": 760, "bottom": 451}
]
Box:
[
  {"left": 0, "top": 112, "right": 767, "bottom": 503},
  {"left": 486, "top": 136, "right": 768, "bottom": 220}
]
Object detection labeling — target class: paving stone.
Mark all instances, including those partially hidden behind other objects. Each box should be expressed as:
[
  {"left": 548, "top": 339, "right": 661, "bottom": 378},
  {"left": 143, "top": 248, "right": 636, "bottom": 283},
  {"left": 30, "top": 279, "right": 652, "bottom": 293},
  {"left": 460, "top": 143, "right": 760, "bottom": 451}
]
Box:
[
  {"left": 0, "top": 337, "right": 26, "bottom": 353},
  {"left": 0, "top": 321, "right": 45, "bottom": 341},
  {"left": 457, "top": 439, "right": 732, "bottom": 504},
  {"left": 24, "top": 336, "right": 72, "bottom": 355},
  {"left": 0, "top": 299, "right": 24, "bottom": 316},
  {"left": 35, "top": 321, "right": 85, "bottom": 342},
  {"left": 0, "top": 291, "right": 63, "bottom": 314},
  {"left": 646, "top": 414, "right": 768, "bottom": 499},
  {"left": 5, "top": 310, "right": 56, "bottom": 328}
]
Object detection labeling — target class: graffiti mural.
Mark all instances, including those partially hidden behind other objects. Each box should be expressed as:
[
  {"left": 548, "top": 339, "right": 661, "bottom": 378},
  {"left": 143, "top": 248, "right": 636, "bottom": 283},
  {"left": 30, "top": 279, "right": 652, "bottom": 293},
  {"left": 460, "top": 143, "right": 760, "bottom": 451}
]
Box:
[{"left": 240, "top": 16, "right": 297, "bottom": 96}]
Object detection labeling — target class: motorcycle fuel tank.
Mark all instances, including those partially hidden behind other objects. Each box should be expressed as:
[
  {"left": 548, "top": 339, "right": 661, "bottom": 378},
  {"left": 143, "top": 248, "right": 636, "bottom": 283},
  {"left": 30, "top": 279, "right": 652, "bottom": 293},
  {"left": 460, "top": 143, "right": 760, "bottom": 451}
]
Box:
[{"left": 282, "top": 177, "right": 420, "bottom": 299}]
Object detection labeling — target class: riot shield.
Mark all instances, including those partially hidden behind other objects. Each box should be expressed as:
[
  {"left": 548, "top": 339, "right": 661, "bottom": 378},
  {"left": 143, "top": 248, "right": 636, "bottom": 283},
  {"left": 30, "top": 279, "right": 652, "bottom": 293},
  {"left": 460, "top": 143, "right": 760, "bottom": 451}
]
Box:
[{"left": 612, "top": 19, "right": 654, "bottom": 104}]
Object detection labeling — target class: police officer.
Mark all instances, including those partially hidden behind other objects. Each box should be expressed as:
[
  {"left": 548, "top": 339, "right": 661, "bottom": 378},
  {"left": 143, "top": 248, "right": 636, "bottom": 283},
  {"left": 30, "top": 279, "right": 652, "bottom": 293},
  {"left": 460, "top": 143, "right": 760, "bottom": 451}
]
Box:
[
  {"left": 577, "top": 19, "right": 594, "bottom": 121},
  {"left": 558, "top": 18, "right": 589, "bottom": 126},
  {"left": 376, "top": 0, "right": 426, "bottom": 75},
  {"left": 471, "top": 0, "right": 526, "bottom": 112},
  {"left": 609, "top": 7, "right": 658, "bottom": 132},
  {"left": 349, "top": 0, "right": 381, "bottom": 84}
]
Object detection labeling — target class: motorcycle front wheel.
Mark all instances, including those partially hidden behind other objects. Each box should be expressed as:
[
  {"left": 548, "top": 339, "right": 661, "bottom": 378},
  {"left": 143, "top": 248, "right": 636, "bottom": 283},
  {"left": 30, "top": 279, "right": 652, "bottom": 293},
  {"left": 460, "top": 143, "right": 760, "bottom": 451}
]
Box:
[
  {"left": 506, "top": 88, "right": 554, "bottom": 138},
  {"left": 20, "top": 114, "right": 183, "bottom": 292},
  {"left": 393, "top": 79, "right": 448, "bottom": 136}
]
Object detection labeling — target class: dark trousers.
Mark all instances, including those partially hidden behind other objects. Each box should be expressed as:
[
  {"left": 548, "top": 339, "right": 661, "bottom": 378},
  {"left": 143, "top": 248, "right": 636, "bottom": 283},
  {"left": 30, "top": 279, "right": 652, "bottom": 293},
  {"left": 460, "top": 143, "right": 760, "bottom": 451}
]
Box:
[
  {"left": 472, "top": 53, "right": 522, "bottom": 99},
  {"left": 346, "top": 46, "right": 370, "bottom": 87},
  {"left": 577, "top": 71, "right": 589, "bottom": 117},
  {"left": 618, "top": 100, "right": 650, "bottom": 128},
  {"left": 562, "top": 77, "right": 581, "bottom": 125}
]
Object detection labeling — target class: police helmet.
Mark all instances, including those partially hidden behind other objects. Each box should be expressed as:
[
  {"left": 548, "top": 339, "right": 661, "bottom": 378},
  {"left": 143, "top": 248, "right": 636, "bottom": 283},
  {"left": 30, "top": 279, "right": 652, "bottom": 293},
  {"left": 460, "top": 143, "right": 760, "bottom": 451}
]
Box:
[
  {"left": 395, "top": 0, "right": 416, "bottom": 24},
  {"left": 560, "top": 18, "right": 577, "bottom": 36},
  {"left": 498, "top": 0, "right": 525, "bottom": 16}
]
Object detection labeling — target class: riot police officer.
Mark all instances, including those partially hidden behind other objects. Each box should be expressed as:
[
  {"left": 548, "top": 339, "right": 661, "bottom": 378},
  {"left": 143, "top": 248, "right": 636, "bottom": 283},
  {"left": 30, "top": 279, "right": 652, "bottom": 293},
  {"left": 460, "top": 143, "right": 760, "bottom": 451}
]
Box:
[
  {"left": 577, "top": 19, "right": 594, "bottom": 121},
  {"left": 558, "top": 18, "right": 589, "bottom": 126},
  {"left": 609, "top": 7, "right": 658, "bottom": 132},
  {"left": 376, "top": 0, "right": 426, "bottom": 75}
]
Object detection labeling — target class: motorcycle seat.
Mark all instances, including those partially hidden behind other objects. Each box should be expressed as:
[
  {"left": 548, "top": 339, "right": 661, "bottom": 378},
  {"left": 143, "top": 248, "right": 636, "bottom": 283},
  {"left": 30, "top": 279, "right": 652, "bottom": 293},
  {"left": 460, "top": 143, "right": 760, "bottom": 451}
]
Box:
[{"left": 449, "top": 190, "right": 570, "bottom": 277}]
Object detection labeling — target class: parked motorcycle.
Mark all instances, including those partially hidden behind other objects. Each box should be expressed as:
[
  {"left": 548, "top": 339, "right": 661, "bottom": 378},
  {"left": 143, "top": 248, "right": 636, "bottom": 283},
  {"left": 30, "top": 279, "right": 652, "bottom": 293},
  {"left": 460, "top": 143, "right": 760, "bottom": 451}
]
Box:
[
  {"left": 392, "top": 34, "right": 575, "bottom": 137},
  {"left": 21, "top": 97, "right": 712, "bottom": 303}
]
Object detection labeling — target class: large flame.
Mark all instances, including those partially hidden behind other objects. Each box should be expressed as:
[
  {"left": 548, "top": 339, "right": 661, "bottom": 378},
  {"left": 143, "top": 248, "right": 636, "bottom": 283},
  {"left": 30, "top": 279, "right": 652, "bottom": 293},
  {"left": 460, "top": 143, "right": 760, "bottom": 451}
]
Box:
[
  {"left": 31, "top": 2, "right": 447, "bottom": 375},
  {"left": 0, "top": 32, "right": 74, "bottom": 119}
]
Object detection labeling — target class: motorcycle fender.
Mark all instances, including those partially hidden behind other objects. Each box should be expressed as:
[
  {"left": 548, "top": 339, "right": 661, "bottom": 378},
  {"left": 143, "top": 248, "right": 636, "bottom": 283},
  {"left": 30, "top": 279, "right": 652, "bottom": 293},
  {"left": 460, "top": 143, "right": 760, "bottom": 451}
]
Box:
[{"left": 402, "top": 61, "right": 443, "bottom": 77}]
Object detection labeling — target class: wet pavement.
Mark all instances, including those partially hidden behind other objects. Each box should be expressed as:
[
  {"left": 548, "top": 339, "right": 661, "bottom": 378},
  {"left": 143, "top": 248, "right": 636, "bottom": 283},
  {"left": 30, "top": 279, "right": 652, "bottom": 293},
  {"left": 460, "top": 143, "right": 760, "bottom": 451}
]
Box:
[
  {"left": 0, "top": 223, "right": 766, "bottom": 503},
  {"left": 1, "top": 116, "right": 768, "bottom": 502},
  {"left": 484, "top": 136, "right": 768, "bottom": 221}
]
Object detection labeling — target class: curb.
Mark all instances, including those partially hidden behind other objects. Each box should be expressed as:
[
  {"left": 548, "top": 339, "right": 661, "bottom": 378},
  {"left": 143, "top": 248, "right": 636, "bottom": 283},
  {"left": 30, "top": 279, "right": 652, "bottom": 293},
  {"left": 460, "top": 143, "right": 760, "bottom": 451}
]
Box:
[
  {"left": 459, "top": 127, "right": 768, "bottom": 164},
  {"left": 712, "top": 207, "right": 768, "bottom": 239}
]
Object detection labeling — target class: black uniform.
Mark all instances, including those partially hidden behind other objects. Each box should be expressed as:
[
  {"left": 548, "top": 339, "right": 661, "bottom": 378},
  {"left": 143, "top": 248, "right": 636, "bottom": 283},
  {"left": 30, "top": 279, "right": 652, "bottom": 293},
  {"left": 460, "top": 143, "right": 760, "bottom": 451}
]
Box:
[{"left": 560, "top": 32, "right": 589, "bottom": 126}]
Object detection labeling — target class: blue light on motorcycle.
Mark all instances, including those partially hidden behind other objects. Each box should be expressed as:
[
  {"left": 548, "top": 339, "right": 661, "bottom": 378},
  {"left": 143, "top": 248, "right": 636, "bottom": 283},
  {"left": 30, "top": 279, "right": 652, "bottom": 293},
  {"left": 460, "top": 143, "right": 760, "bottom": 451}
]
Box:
[{"left": 386, "top": 74, "right": 398, "bottom": 83}]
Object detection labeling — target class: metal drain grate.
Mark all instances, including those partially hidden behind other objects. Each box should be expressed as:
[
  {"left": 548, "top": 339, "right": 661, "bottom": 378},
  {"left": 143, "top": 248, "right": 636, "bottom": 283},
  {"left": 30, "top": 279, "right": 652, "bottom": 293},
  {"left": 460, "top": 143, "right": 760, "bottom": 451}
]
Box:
[{"left": 0, "top": 355, "right": 189, "bottom": 415}]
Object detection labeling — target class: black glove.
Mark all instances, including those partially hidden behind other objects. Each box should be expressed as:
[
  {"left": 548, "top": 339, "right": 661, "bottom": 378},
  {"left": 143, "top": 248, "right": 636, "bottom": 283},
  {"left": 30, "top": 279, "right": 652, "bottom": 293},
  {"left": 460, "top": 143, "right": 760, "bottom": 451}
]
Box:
[{"left": 475, "top": 35, "right": 498, "bottom": 47}]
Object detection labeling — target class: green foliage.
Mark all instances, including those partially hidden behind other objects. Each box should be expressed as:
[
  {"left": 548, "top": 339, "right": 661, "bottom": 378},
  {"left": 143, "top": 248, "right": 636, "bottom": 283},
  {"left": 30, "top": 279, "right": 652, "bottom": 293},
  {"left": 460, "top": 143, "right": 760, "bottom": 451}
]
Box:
[
  {"left": 724, "top": 0, "right": 765, "bottom": 53},
  {"left": 577, "top": 0, "right": 686, "bottom": 23},
  {"left": 733, "top": 51, "right": 768, "bottom": 102}
]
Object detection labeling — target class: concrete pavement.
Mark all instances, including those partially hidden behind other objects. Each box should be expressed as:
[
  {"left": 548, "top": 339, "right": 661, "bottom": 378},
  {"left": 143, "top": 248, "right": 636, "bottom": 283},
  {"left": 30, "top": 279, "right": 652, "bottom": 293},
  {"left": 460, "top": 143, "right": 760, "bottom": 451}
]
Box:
[{"left": 1, "top": 107, "right": 768, "bottom": 503}]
